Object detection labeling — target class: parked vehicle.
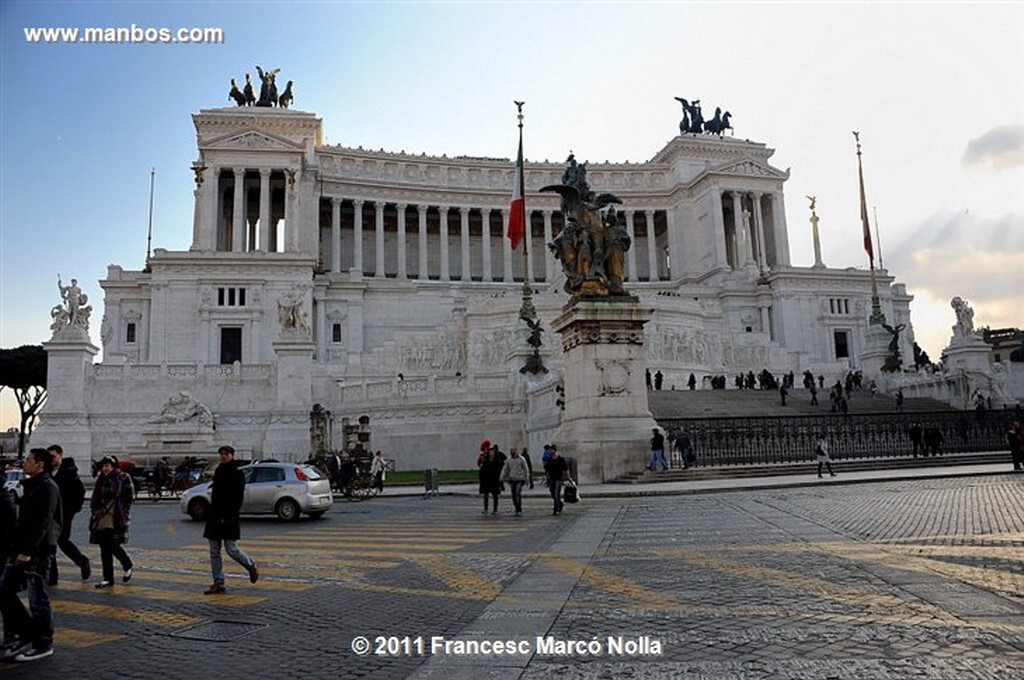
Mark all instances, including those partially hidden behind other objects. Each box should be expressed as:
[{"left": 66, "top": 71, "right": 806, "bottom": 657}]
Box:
[
  {"left": 3, "top": 468, "right": 24, "bottom": 499},
  {"left": 180, "top": 461, "right": 333, "bottom": 521}
]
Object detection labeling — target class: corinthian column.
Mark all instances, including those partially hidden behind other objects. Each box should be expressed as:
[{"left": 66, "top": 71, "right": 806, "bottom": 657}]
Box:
[
  {"left": 460, "top": 207, "right": 471, "bottom": 280},
  {"left": 375, "top": 202, "right": 385, "bottom": 278},
  {"left": 232, "top": 167, "right": 246, "bottom": 252},
  {"left": 352, "top": 199, "right": 364, "bottom": 273},
  {"left": 439, "top": 206, "right": 450, "bottom": 281},
  {"left": 331, "top": 198, "right": 341, "bottom": 272},
  {"left": 259, "top": 169, "right": 271, "bottom": 252},
  {"left": 626, "top": 211, "right": 638, "bottom": 281},
  {"left": 396, "top": 203, "right": 408, "bottom": 279},
  {"left": 645, "top": 210, "right": 658, "bottom": 280},
  {"left": 418, "top": 205, "right": 428, "bottom": 280},
  {"left": 481, "top": 208, "right": 492, "bottom": 282},
  {"left": 502, "top": 208, "right": 513, "bottom": 282}
]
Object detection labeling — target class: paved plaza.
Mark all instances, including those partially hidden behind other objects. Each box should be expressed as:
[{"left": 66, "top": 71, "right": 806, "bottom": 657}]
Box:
[{"left": 3, "top": 472, "right": 1022, "bottom": 679}]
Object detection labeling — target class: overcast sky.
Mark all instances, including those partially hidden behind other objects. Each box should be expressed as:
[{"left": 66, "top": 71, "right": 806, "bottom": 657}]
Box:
[{"left": 2, "top": 1, "right": 1022, "bottom": 430}]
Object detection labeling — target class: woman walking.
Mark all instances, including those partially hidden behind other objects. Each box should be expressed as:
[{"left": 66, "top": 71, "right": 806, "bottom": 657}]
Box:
[
  {"left": 89, "top": 457, "right": 134, "bottom": 588},
  {"left": 815, "top": 434, "right": 836, "bottom": 479},
  {"left": 500, "top": 448, "right": 529, "bottom": 516},
  {"left": 477, "top": 442, "right": 504, "bottom": 515}
]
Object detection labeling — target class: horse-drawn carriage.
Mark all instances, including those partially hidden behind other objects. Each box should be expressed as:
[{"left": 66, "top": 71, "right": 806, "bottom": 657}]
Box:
[{"left": 306, "top": 449, "right": 380, "bottom": 502}]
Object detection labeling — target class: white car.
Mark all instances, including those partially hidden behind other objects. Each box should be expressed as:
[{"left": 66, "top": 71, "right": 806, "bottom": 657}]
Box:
[
  {"left": 180, "top": 462, "right": 333, "bottom": 521},
  {"left": 3, "top": 469, "right": 25, "bottom": 499}
]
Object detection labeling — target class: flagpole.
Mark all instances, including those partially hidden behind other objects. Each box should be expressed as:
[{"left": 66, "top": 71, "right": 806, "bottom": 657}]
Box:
[
  {"left": 515, "top": 101, "right": 536, "bottom": 322},
  {"left": 854, "top": 131, "right": 885, "bottom": 326}
]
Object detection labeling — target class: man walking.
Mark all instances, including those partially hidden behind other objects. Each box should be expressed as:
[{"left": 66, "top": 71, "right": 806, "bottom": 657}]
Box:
[
  {"left": 46, "top": 444, "right": 90, "bottom": 584},
  {"left": 649, "top": 428, "right": 668, "bottom": 471},
  {"left": 0, "top": 448, "right": 62, "bottom": 662},
  {"left": 203, "top": 446, "right": 258, "bottom": 595},
  {"left": 544, "top": 446, "right": 569, "bottom": 515}
]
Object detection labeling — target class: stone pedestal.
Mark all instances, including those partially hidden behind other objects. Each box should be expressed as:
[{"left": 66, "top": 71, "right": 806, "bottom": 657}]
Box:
[
  {"left": 551, "top": 299, "right": 655, "bottom": 484},
  {"left": 268, "top": 334, "right": 316, "bottom": 456},
  {"left": 944, "top": 335, "right": 992, "bottom": 374},
  {"left": 859, "top": 324, "right": 892, "bottom": 379},
  {"left": 32, "top": 330, "right": 99, "bottom": 455}
]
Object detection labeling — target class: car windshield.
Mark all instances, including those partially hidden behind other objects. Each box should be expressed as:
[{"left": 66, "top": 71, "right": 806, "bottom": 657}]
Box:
[{"left": 301, "top": 465, "right": 323, "bottom": 481}]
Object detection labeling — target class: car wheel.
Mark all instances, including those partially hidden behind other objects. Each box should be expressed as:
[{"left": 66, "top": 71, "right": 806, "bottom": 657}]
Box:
[
  {"left": 276, "top": 498, "right": 300, "bottom": 521},
  {"left": 307, "top": 511, "right": 326, "bottom": 519},
  {"left": 188, "top": 498, "right": 210, "bottom": 522}
]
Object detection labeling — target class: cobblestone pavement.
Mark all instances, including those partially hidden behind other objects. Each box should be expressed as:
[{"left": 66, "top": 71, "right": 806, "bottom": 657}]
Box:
[{"left": 3, "top": 475, "right": 1022, "bottom": 679}]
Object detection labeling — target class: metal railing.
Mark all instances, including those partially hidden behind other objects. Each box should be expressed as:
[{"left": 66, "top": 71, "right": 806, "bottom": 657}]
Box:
[{"left": 658, "top": 409, "right": 1017, "bottom": 467}]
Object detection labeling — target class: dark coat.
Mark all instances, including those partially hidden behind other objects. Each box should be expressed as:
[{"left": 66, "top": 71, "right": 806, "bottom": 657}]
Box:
[
  {"left": 54, "top": 458, "right": 86, "bottom": 521},
  {"left": 14, "top": 471, "right": 62, "bottom": 557},
  {"left": 204, "top": 460, "right": 246, "bottom": 541},
  {"left": 0, "top": 486, "right": 19, "bottom": 558},
  {"left": 478, "top": 452, "right": 504, "bottom": 495},
  {"left": 90, "top": 469, "right": 133, "bottom": 545}
]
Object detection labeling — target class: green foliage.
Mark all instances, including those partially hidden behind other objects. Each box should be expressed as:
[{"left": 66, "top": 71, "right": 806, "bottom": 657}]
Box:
[{"left": 0, "top": 345, "right": 48, "bottom": 456}]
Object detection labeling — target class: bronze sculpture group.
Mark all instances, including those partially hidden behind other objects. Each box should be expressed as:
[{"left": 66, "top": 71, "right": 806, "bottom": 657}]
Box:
[
  {"left": 543, "top": 154, "right": 632, "bottom": 299},
  {"left": 674, "top": 97, "right": 732, "bottom": 136},
  {"left": 228, "top": 68, "right": 294, "bottom": 108}
]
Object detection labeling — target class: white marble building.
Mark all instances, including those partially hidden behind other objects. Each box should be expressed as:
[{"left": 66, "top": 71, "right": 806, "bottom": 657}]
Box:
[{"left": 34, "top": 104, "right": 916, "bottom": 471}]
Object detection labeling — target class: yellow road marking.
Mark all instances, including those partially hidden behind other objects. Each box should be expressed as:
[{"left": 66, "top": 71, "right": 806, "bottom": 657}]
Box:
[
  {"left": 55, "top": 628, "right": 125, "bottom": 648},
  {"left": 53, "top": 600, "right": 202, "bottom": 627},
  {"left": 115, "top": 566, "right": 316, "bottom": 591},
  {"left": 408, "top": 555, "right": 502, "bottom": 599},
  {"left": 92, "top": 584, "right": 266, "bottom": 606}
]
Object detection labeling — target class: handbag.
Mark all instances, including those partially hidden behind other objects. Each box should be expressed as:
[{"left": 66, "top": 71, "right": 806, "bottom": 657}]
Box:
[
  {"left": 562, "top": 480, "right": 579, "bottom": 504},
  {"left": 90, "top": 502, "right": 115, "bottom": 532}
]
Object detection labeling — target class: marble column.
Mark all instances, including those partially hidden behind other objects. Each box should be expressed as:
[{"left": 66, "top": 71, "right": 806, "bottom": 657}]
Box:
[
  {"left": 502, "top": 208, "right": 514, "bottom": 282},
  {"left": 396, "top": 203, "right": 408, "bottom": 279},
  {"left": 626, "top": 211, "right": 639, "bottom": 282},
  {"left": 711, "top": 188, "right": 729, "bottom": 269},
  {"left": 664, "top": 206, "right": 681, "bottom": 279},
  {"left": 481, "top": 208, "right": 492, "bottom": 282},
  {"left": 352, "top": 199, "right": 364, "bottom": 273},
  {"left": 204, "top": 165, "right": 219, "bottom": 251},
  {"left": 543, "top": 210, "right": 554, "bottom": 282},
  {"left": 645, "top": 210, "right": 658, "bottom": 280},
  {"left": 730, "top": 191, "right": 745, "bottom": 269},
  {"left": 752, "top": 192, "right": 768, "bottom": 272},
  {"left": 418, "top": 205, "right": 428, "bottom": 280},
  {"left": 232, "top": 168, "right": 246, "bottom": 252},
  {"left": 439, "top": 206, "right": 450, "bottom": 281},
  {"left": 460, "top": 207, "right": 471, "bottom": 281},
  {"left": 331, "top": 198, "right": 341, "bottom": 272},
  {"left": 771, "top": 192, "right": 791, "bottom": 266},
  {"left": 258, "top": 169, "right": 271, "bottom": 252},
  {"left": 524, "top": 211, "right": 534, "bottom": 283},
  {"left": 375, "top": 202, "right": 385, "bottom": 278}
]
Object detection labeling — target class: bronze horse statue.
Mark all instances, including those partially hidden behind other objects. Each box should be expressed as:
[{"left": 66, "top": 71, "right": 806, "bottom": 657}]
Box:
[{"left": 703, "top": 108, "right": 733, "bottom": 136}]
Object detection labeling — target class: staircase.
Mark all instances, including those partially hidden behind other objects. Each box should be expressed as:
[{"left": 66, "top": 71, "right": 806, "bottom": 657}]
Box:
[
  {"left": 614, "top": 451, "right": 1010, "bottom": 484},
  {"left": 648, "top": 388, "right": 954, "bottom": 419}
]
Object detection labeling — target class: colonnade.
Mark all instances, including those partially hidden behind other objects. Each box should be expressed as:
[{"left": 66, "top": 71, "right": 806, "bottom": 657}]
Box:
[
  {"left": 714, "top": 189, "right": 788, "bottom": 271},
  {"left": 318, "top": 199, "right": 669, "bottom": 283}
]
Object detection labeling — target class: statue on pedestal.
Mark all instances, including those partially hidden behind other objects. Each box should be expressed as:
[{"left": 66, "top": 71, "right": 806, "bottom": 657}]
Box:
[
  {"left": 881, "top": 322, "right": 906, "bottom": 372},
  {"left": 542, "top": 154, "right": 632, "bottom": 299},
  {"left": 51, "top": 274, "right": 93, "bottom": 334},
  {"left": 951, "top": 296, "right": 976, "bottom": 339}
]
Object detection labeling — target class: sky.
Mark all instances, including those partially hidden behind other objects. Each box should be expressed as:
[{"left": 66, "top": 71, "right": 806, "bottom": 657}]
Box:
[{"left": 1, "top": 1, "right": 1022, "bottom": 430}]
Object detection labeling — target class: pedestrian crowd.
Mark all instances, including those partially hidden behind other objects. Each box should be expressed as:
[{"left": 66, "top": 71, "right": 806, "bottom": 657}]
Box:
[
  {"left": 1, "top": 442, "right": 262, "bottom": 664},
  {"left": 475, "top": 439, "right": 575, "bottom": 517}
]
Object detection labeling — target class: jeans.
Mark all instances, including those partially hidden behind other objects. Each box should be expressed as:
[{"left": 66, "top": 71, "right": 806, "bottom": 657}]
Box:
[
  {"left": 649, "top": 449, "right": 668, "bottom": 471},
  {"left": 508, "top": 480, "right": 525, "bottom": 513},
  {"left": 208, "top": 539, "right": 254, "bottom": 585},
  {"left": 548, "top": 479, "right": 564, "bottom": 512},
  {"left": 0, "top": 557, "right": 53, "bottom": 650}
]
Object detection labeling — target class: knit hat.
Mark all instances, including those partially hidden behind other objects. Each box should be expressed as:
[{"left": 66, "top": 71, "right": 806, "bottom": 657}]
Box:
[{"left": 480, "top": 439, "right": 491, "bottom": 452}]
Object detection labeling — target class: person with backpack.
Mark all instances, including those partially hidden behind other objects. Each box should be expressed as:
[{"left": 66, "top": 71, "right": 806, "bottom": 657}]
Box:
[{"left": 46, "top": 445, "right": 90, "bottom": 585}]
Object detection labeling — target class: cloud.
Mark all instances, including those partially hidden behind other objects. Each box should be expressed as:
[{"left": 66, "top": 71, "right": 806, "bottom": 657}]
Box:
[
  {"left": 962, "top": 125, "right": 1024, "bottom": 171},
  {"left": 884, "top": 210, "right": 1024, "bottom": 345}
]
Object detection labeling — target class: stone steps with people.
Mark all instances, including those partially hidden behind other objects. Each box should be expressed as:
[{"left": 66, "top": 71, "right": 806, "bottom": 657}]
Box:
[{"left": 648, "top": 387, "right": 954, "bottom": 419}]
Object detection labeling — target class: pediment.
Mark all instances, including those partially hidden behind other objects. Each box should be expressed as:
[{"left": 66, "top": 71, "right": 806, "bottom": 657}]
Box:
[
  {"left": 711, "top": 158, "right": 787, "bottom": 179},
  {"left": 204, "top": 130, "right": 302, "bottom": 152}
]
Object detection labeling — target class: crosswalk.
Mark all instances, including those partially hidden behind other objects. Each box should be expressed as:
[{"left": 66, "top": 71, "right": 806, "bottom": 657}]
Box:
[{"left": 41, "top": 510, "right": 546, "bottom": 652}]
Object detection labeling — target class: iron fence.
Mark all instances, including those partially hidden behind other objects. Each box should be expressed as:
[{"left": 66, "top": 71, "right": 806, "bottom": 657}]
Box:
[{"left": 659, "top": 409, "right": 1019, "bottom": 467}]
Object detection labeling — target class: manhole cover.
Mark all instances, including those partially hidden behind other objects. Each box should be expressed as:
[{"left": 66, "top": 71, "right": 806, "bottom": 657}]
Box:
[{"left": 170, "top": 619, "right": 268, "bottom": 641}]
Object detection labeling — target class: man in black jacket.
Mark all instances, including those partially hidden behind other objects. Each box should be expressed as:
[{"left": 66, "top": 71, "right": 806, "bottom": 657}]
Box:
[
  {"left": 46, "top": 445, "right": 91, "bottom": 585},
  {"left": 0, "top": 448, "right": 62, "bottom": 662},
  {"left": 203, "top": 446, "right": 258, "bottom": 595}
]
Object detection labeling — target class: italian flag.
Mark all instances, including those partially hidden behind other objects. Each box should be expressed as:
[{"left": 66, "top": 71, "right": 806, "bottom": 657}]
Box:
[{"left": 508, "top": 138, "right": 525, "bottom": 250}]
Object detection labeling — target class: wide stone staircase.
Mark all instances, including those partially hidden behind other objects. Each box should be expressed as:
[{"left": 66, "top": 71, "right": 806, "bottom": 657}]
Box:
[{"left": 648, "top": 388, "right": 954, "bottom": 419}]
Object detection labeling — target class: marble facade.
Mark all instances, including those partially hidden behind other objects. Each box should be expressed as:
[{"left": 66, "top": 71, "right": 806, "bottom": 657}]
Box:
[{"left": 33, "top": 105, "right": 916, "bottom": 472}]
